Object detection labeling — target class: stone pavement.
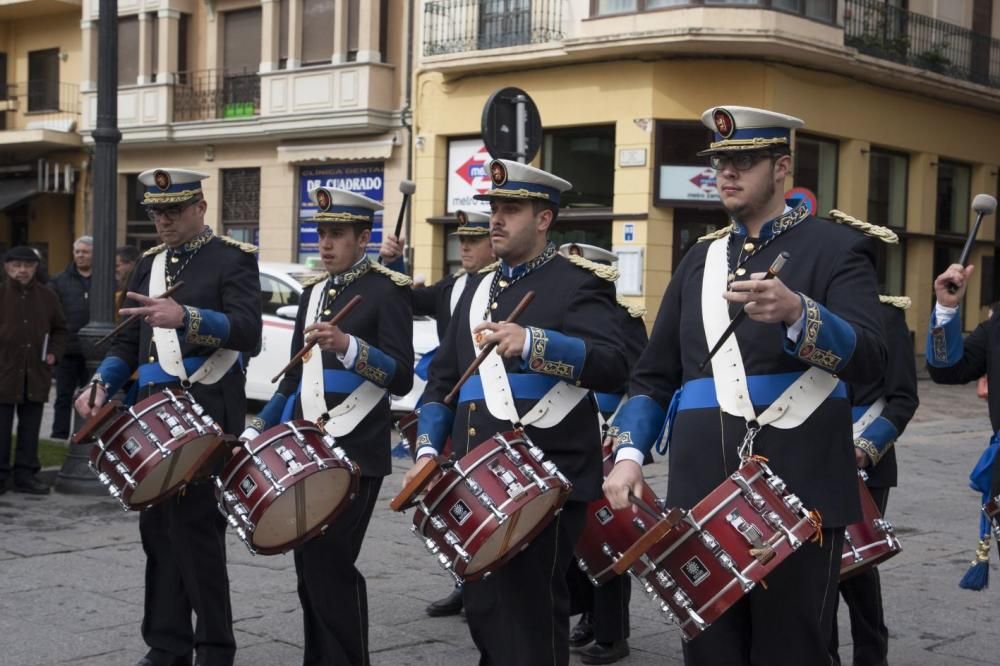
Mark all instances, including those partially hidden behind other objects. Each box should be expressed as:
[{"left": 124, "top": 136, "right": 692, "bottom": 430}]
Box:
[{"left": 2, "top": 379, "right": 999, "bottom": 665}]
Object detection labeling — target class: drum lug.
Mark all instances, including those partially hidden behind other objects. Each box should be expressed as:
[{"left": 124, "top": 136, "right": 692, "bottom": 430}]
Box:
[
  {"left": 527, "top": 445, "right": 545, "bottom": 462},
  {"left": 658, "top": 601, "right": 680, "bottom": 626},
  {"left": 147, "top": 432, "right": 170, "bottom": 457},
  {"left": 764, "top": 511, "right": 801, "bottom": 549},
  {"left": 103, "top": 451, "right": 120, "bottom": 464},
  {"left": 632, "top": 516, "right": 647, "bottom": 532},
  {"left": 252, "top": 455, "right": 286, "bottom": 494},
  {"left": 444, "top": 533, "right": 471, "bottom": 562},
  {"left": 655, "top": 570, "right": 676, "bottom": 590},
  {"left": 576, "top": 556, "right": 589, "bottom": 572},
  {"left": 465, "top": 478, "right": 483, "bottom": 495},
  {"left": 475, "top": 492, "right": 507, "bottom": 524},
  {"left": 716, "top": 550, "right": 755, "bottom": 593},
  {"left": 114, "top": 463, "right": 138, "bottom": 488},
  {"left": 601, "top": 543, "right": 618, "bottom": 559},
  {"left": 844, "top": 528, "right": 862, "bottom": 562},
  {"left": 429, "top": 516, "right": 448, "bottom": 532}
]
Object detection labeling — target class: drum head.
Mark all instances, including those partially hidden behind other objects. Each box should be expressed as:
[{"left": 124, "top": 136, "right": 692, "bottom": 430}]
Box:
[
  {"left": 130, "top": 433, "right": 219, "bottom": 505},
  {"left": 464, "top": 486, "right": 563, "bottom": 577},
  {"left": 251, "top": 467, "right": 354, "bottom": 551}
]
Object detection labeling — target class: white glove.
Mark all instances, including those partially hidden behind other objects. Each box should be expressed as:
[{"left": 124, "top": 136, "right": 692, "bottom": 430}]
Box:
[{"left": 239, "top": 426, "right": 260, "bottom": 443}]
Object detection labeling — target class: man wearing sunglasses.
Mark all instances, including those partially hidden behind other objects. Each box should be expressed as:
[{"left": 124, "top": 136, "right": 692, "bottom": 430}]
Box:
[
  {"left": 76, "top": 168, "right": 262, "bottom": 666},
  {"left": 604, "top": 106, "right": 887, "bottom": 664}
]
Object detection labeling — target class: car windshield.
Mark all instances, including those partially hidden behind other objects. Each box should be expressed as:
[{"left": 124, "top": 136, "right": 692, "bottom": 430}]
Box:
[{"left": 287, "top": 271, "right": 326, "bottom": 286}]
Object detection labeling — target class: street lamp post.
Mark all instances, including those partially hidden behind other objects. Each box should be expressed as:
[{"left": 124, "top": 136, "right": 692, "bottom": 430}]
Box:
[{"left": 55, "top": 0, "right": 120, "bottom": 494}]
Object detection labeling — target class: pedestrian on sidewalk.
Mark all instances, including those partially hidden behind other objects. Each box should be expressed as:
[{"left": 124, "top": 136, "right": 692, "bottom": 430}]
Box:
[
  {"left": 49, "top": 235, "right": 93, "bottom": 440},
  {"left": 0, "top": 246, "right": 67, "bottom": 494}
]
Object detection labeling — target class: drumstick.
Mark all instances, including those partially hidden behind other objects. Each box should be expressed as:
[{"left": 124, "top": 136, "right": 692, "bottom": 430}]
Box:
[
  {"left": 87, "top": 379, "right": 100, "bottom": 409},
  {"left": 698, "top": 252, "right": 790, "bottom": 372},
  {"left": 947, "top": 193, "right": 998, "bottom": 294},
  {"left": 628, "top": 491, "right": 664, "bottom": 521},
  {"left": 94, "top": 281, "right": 185, "bottom": 345},
  {"left": 271, "top": 294, "right": 362, "bottom": 383},
  {"left": 442, "top": 291, "right": 535, "bottom": 405}
]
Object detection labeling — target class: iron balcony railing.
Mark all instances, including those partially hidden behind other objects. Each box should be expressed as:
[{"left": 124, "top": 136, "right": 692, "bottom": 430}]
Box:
[
  {"left": 0, "top": 81, "right": 80, "bottom": 131},
  {"left": 845, "top": 0, "right": 1000, "bottom": 88},
  {"left": 424, "top": 0, "right": 563, "bottom": 56},
  {"left": 173, "top": 69, "right": 261, "bottom": 122}
]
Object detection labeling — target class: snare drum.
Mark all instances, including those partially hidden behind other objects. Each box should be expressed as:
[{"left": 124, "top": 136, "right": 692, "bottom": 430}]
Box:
[
  {"left": 841, "top": 471, "right": 900, "bottom": 579},
  {"left": 410, "top": 430, "right": 572, "bottom": 582},
  {"left": 77, "top": 388, "right": 224, "bottom": 510},
  {"left": 396, "top": 408, "right": 451, "bottom": 462},
  {"left": 628, "top": 459, "right": 819, "bottom": 641},
  {"left": 575, "top": 450, "right": 663, "bottom": 586},
  {"left": 217, "top": 420, "right": 359, "bottom": 555}
]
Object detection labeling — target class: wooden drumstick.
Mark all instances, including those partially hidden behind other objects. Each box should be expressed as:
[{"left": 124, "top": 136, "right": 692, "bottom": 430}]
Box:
[
  {"left": 271, "top": 294, "right": 362, "bottom": 384},
  {"left": 628, "top": 491, "right": 663, "bottom": 521},
  {"left": 94, "top": 281, "right": 186, "bottom": 346},
  {"left": 443, "top": 291, "right": 535, "bottom": 405},
  {"left": 87, "top": 379, "right": 100, "bottom": 409}
]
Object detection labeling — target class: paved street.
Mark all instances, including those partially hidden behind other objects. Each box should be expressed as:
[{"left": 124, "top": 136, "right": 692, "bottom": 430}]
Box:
[{"left": 1, "top": 379, "right": 999, "bottom": 665}]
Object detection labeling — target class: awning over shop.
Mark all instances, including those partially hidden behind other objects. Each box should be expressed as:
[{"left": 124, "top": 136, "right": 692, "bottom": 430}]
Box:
[
  {"left": 0, "top": 178, "right": 39, "bottom": 211},
  {"left": 277, "top": 135, "right": 398, "bottom": 165}
]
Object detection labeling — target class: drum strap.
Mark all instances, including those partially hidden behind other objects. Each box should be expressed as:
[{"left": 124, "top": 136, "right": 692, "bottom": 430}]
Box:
[
  {"left": 701, "top": 236, "right": 839, "bottom": 430},
  {"left": 149, "top": 251, "right": 239, "bottom": 385},
  {"left": 449, "top": 273, "right": 468, "bottom": 315},
  {"left": 852, "top": 398, "right": 887, "bottom": 439},
  {"left": 300, "top": 279, "right": 386, "bottom": 437},
  {"left": 468, "top": 274, "right": 589, "bottom": 428}
]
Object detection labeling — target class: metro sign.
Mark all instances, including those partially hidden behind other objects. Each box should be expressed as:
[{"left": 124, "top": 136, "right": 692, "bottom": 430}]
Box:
[
  {"left": 455, "top": 146, "right": 492, "bottom": 194},
  {"left": 689, "top": 169, "right": 717, "bottom": 193}
]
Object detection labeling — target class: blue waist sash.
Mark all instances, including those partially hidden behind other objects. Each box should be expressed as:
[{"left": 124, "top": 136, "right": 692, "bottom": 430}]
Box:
[
  {"left": 137, "top": 355, "right": 241, "bottom": 388},
  {"left": 281, "top": 369, "right": 370, "bottom": 422},
  {"left": 675, "top": 373, "right": 847, "bottom": 412},
  {"left": 458, "top": 374, "right": 561, "bottom": 404},
  {"left": 852, "top": 404, "right": 872, "bottom": 423},
  {"left": 595, "top": 392, "right": 624, "bottom": 414}
]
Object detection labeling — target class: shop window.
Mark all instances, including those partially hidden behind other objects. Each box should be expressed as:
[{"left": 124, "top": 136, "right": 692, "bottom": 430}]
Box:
[
  {"left": 867, "top": 148, "right": 907, "bottom": 295},
  {"left": 594, "top": 0, "right": 637, "bottom": 16},
  {"left": 279, "top": 0, "right": 289, "bottom": 69},
  {"left": 672, "top": 207, "right": 729, "bottom": 270},
  {"left": 654, "top": 120, "right": 716, "bottom": 207},
  {"left": 222, "top": 168, "right": 261, "bottom": 246},
  {"left": 178, "top": 14, "right": 190, "bottom": 80},
  {"left": 542, "top": 125, "right": 615, "bottom": 209},
  {"left": 28, "top": 49, "right": 59, "bottom": 112},
  {"left": 125, "top": 174, "right": 160, "bottom": 251},
  {"left": 302, "top": 0, "right": 335, "bottom": 65},
  {"left": 936, "top": 160, "right": 971, "bottom": 235},
  {"left": 118, "top": 16, "right": 140, "bottom": 85},
  {"left": 875, "top": 242, "right": 905, "bottom": 296},
  {"left": 794, "top": 133, "right": 838, "bottom": 216}
]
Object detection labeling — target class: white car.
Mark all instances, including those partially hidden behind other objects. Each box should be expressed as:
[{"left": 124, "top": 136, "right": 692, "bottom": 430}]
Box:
[{"left": 247, "top": 261, "right": 439, "bottom": 415}]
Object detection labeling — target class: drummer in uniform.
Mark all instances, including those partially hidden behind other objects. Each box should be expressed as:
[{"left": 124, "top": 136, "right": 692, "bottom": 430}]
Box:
[
  {"left": 559, "top": 243, "right": 648, "bottom": 665},
  {"left": 381, "top": 209, "right": 495, "bottom": 618},
  {"left": 244, "top": 187, "right": 413, "bottom": 665},
  {"left": 403, "top": 159, "right": 629, "bottom": 665},
  {"left": 75, "top": 168, "right": 262, "bottom": 666},
  {"left": 603, "top": 107, "right": 887, "bottom": 665},
  {"left": 824, "top": 212, "right": 919, "bottom": 666}
]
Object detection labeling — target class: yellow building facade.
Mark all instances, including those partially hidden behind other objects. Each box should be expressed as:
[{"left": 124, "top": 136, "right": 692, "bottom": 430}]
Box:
[{"left": 411, "top": 0, "right": 1000, "bottom": 350}]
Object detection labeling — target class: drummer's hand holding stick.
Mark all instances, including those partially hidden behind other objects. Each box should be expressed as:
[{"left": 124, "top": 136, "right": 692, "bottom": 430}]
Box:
[
  {"left": 401, "top": 291, "right": 536, "bottom": 491},
  {"left": 74, "top": 381, "right": 107, "bottom": 420}
]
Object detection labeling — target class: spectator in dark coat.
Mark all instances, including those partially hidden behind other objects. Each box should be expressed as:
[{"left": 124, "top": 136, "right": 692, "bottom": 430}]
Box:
[
  {"left": 49, "top": 236, "right": 92, "bottom": 439},
  {"left": 0, "top": 246, "right": 67, "bottom": 494}
]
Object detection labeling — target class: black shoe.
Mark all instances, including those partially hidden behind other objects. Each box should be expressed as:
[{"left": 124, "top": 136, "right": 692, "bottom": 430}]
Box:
[
  {"left": 135, "top": 651, "right": 192, "bottom": 666},
  {"left": 426, "top": 585, "right": 463, "bottom": 617},
  {"left": 569, "top": 613, "right": 594, "bottom": 648},
  {"left": 580, "top": 640, "right": 630, "bottom": 665},
  {"left": 13, "top": 477, "right": 50, "bottom": 495},
  {"left": 50, "top": 432, "right": 68, "bottom": 440}
]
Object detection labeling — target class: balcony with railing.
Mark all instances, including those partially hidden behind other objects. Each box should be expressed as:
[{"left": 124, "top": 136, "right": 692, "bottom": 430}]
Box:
[
  {"left": 424, "top": 0, "right": 564, "bottom": 56},
  {"left": 0, "top": 80, "right": 82, "bottom": 148},
  {"left": 173, "top": 69, "right": 261, "bottom": 122},
  {"left": 845, "top": 0, "right": 1000, "bottom": 88}
]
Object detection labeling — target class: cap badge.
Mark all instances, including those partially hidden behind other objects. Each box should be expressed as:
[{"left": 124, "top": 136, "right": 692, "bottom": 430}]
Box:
[
  {"left": 490, "top": 160, "right": 507, "bottom": 187},
  {"left": 316, "top": 188, "right": 332, "bottom": 212},
  {"left": 153, "top": 170, "right": 171, "bottom": 191},
  {"left": 713, "top": 108, "right": 736, "bottom": 139},
  {"left": 457, "top": 210, "right": 468, "bottom": 225}
]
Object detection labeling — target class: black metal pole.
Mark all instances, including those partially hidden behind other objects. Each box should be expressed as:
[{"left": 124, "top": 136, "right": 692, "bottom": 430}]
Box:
[{"left": 56, "top": 0, "right": 120, "bottom": 494}]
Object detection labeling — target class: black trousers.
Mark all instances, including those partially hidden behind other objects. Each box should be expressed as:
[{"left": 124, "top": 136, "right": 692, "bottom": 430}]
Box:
[
  {"left": 682, "top": 527, "right": 843, "bottom": 666},
  {"left": 830, "top": 487, "right": 890, "bottom": 666},
  {"left": 295, "top": 475, "right": 383, "bottom": 666},
  {"left": 140, "top": 482, "right": 235, "bottom": 665},
  {"left": 463, "top": 500, "right": 587, "bottom": 666},
  {"left": 0, "top": 401, "right": 44, "bottom": 481},
  {"left": 52, "top": 352, "right": 88, "bottom": 438},
  {"left": 567, "top": 562, "right": 631, "bottom": 643}
]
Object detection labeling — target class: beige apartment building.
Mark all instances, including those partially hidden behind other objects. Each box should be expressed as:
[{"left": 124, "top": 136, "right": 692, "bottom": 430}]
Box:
[{"left": 410, "top": 0, "right": 1000, "bottom": 349}]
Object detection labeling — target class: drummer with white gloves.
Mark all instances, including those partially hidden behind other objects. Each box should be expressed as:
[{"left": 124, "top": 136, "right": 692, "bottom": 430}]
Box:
[
  {"left": 75, "top": 168, "right": 261, "bottom": 666},
  {"left": 243, "top": 187, "right": 412, "bottom": 666}
]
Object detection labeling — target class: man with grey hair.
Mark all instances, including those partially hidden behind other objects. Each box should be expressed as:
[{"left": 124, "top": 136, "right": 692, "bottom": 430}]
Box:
[{"left": 49, "top": 235, "right": 92, "bottom": 439}]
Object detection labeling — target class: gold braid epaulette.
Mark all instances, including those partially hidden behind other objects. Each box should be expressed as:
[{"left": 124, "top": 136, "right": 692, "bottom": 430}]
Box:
[
  {"left": 698, "top": 224, "right": 734, "bottom": 242},
  {"left": 567, "top": 254, "right": 619, "bottom": 282},
  {"left": 301, "top": 273, "right": 328, "bottom": 288},
  {"left": 879, "top": 294, "right": 912, "bottom": 310},
  {"left": 218, "top": 235, "right": 259, "bottom": 254},
  {"left": 142, "top": 243, "right": 167, "bottom": 257},
  {"left": 828, "top": 210, "right": 899, "bottom": 244},
  {"left": 617, "top": 295, "right": 646, "bottom": 319},
  {"left": 478, "top": 260, "right": 501, "bottom": 274},
  {"left": 453, "top": 268, "right": 467, "bottom": 278},
  {"left": 370, "top": 260, "right": 412, "bottom": 286}
]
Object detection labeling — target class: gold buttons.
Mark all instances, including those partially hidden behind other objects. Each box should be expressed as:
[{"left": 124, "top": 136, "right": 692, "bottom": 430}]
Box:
[
  {"left": 490, "top": 302, "right": 498, "bottom": 310},
  {"left": 328, "top": 288, "right": 336, "bottom": 297},
  {"left": 743, "top": 242, "right": 755, "bottom": 252},
  {"left": 468, "top": 427, "right": 477, "bottom": 437},
  {"left": 499, "top": 280, "right": 509, "bottom": 288},
  {"left": 148, "top": 355, "right": 155, "bottom": 362},
  {"left": 323, "top": 309, "right": 331, "bottom": 316},
  {"left": 469, "top": 403, "right": 477, "bottom": 412},
  {"left": 735, "top": 267, "right": 747, "bottom": 276},
  {"left": 170, "top": 256, "right": 179, "bottom": 263}
]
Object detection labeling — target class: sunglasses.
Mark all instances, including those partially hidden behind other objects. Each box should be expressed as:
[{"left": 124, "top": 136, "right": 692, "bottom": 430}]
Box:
[{"left": 709, "top": 152, "right": 775, "bottom": 172}]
